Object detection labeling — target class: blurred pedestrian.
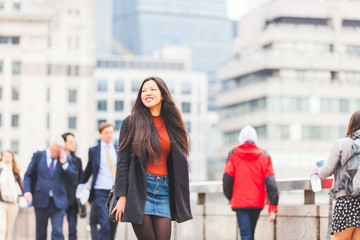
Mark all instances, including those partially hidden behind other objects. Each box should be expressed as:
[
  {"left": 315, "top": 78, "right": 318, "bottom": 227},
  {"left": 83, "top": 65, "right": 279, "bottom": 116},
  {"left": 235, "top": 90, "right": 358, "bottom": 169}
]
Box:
[
  {"left": 0, "top": 150, "right": 24, "bottom": 240},
  {"left": 223, "top": 125, "right": 279, "bottom": 240},
  {"left": 112, "top": 76, "right": 192, "bottom": 240},
  {"left": 80, "top": 122, "right": 118, "bottom": 240},
  {"left": 23, "top": 136, "right": 78, "bottom": 240},
  {"left": 62, "top": 132, "right": 85, "bottom": 240},
  {"left": 318, "top": 110, "right": 360, "bottom": 240}
]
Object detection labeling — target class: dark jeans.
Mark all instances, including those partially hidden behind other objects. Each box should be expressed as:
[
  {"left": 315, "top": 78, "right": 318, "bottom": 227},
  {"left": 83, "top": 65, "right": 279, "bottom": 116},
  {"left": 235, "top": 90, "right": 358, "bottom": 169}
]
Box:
[
  {"left": 34, "top": 198, "right": 66, "bottom": 240},
  {"left": 66, "top": 204, "right": 78, "bottom": 240},
  {"left": 235, "top": 208, "right": 262, "bottom": 240},
  {"left": 92, "top": 189, "right": 118, "bottom": 240}
]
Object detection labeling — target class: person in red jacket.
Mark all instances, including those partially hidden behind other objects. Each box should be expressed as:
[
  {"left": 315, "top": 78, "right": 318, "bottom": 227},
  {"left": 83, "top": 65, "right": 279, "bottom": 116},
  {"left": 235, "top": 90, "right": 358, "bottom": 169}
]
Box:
[{"left": 223, "top": 125, "right": 279, "bottom": 240}]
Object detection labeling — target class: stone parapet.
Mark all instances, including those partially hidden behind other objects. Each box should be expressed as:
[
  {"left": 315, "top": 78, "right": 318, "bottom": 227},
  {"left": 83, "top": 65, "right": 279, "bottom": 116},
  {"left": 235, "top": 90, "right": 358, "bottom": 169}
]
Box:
[{"left": 11, "top": 204, "right": 333, "bottom": 240}]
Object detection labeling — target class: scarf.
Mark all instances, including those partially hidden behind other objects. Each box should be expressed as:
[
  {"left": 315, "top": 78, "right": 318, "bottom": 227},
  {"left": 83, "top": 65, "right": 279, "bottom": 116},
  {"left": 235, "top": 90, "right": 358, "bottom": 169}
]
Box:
[{"left": 0, "top": 162, "right": 18, "bottom": 203}]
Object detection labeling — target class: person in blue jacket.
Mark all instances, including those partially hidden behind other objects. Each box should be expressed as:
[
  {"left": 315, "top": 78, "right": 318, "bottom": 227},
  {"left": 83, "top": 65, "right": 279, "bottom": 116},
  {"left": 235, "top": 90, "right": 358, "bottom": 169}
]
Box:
[{"left": 24, "top": 135, "right": 78, "bottom": 240}]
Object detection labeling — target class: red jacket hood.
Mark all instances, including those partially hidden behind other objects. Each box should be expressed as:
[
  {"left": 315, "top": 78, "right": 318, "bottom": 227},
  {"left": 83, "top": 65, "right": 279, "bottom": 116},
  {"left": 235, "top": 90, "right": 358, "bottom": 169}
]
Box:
[{"left": 233, "top": 142, "right": 263, "bottom": 161}]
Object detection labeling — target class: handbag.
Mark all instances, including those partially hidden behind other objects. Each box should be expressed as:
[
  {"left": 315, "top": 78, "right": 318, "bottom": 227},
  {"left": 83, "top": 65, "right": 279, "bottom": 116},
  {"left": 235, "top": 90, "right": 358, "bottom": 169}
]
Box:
[{"left": 105, "top": 184, "right": 118, "bottom": 222}]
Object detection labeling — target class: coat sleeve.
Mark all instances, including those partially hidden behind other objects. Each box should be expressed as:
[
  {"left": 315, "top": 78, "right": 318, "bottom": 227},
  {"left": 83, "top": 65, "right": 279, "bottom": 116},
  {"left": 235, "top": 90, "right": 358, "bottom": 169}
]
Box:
[
  {"left": 23, "top": 152, "right": 39, "bottom": 193},
  {"left": 80, "top": 148, "right": 93, "bottom": 184},
  {"left": 318, "top": 139, "right": 342, "bottom": 180},
  {"left": 63, "top": 154, "right": 78, "bottom": 185},
  {"left": 115, "top": 116, "right": 132, "bottom": 198},
  {"left": 264, "top": 154, "right": 279, "bottom": 213},
  {"left": 223, "top": 150, "right": 235, "bottom": 201}
]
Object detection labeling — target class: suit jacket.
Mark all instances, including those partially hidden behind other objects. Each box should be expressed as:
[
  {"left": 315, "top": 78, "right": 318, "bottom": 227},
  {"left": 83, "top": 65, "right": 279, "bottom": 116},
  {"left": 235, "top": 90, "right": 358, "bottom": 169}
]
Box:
[
  {"left": 24, "top": 150, "right": 78, "bottom": 209},
  {"left": 80, "top": 142, "right": 117, "bottom": 202},
  {"left": 115, "top": 116, "right": 193, "bottom": 224},
  {"left": 65, "top": 152, "right": 83, "bottom": 207}
]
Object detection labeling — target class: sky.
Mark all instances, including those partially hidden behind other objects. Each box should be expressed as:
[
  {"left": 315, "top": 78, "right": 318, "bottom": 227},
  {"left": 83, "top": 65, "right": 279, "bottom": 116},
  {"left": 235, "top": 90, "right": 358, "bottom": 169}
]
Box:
[{"left": 226, "top": 0, "right": 271, "bottom": 20}]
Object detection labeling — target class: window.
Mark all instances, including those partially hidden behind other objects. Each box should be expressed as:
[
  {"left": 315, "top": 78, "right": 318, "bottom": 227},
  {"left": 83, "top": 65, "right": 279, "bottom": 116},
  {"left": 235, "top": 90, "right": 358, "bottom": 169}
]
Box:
[
  {"left": 68, "top": 116, "right": 77, "bottom": 129},
  {"left": 13, "top": 2, "right": 21, "bottom": 11},
  {"left": 0, "top": 114, "right": 2, "bottom": 127},
  {"left": 68, "top": 89, "right": 77, "bottom": 103},
  {"left": 12, "top": 88, "right": 19, "bottom": 100},
  {"left": 0, "top": 36, "right": 19, "bottom": 45},
  {"left": 0, "top": 61, "right": 3, "bottom": 73},
  {"left": 115, "top": 80, "right": 124, "bottom": 92},
  {"left": 47, "top": 64, "right": 51, "bottom": 75},
  {"left": 0, "top": 2, "right": 4, "bottom": 10},
  {"left": 115, "top": 100, "right": 124, "bottom": 111},
  {"left": 11, "top": 114, "right": 19, "bottom": 127},
  {"left": 167, "top": 81, "right": 175, "bottom": 93},
  {"left": 115, "top": 120, "right": 122, "bottom": 131},
  {"left": 132, "top": 80, "right": 141, "bottom": 92},
  {"left": 11, "top": 141, "right": 19, "bottom": 154},
  {"left": 74, "top": 65, "right": 79, "bottom": 76},
  {"left": 97, "top": 119, "right": 106, "bottom": 128},
  {"left": 67, "top": 65, "right": 71, "bottom": 76},
  {"left": 185, "top": 121, "right": 191, "bottom": 133},
  {"left": 46, "top": 114, "right": 49, "bottom": 129},
  {"left": 182, "top": 102, "right": 191, "bottom": 113},
  {"left": 97, "top": 100, "right": 107, "bottom": 111},
  {"left": 97, "top": 80, "right": 107, "bottom": 92},
  {"left": 181, "top": 82, "right": 191, "bottom": 94},
  {"left": 12, "top": 61, "right": 21, "bottom": 74},
  {"left": 47, "top": 88, "right": 50, "bottom": 102}
]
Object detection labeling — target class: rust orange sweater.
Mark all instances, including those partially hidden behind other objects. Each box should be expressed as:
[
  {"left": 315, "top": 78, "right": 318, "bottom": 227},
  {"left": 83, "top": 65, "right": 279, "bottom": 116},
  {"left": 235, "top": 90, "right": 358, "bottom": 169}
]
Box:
[{"left": 146, "top": 115, "right": 171, "bottom": 175}]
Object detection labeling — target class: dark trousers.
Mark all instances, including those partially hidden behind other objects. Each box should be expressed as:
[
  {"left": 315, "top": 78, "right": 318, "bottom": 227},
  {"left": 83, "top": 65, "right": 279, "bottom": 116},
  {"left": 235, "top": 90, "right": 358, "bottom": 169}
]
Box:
[
  {"left": 34, "top": 197, "right": 66, "bottom": 240},
  {"left": 66, "top": 204, "right": 78, "bottom": 240},
  {"left": 235, "top": 208, "right": 262, "bottom": 240},
  {"left": 90, "top": 203, "right": 98, "bottom": 240},
  {"left": 92, "top": 189, "right": 117, "bottom": 240}
]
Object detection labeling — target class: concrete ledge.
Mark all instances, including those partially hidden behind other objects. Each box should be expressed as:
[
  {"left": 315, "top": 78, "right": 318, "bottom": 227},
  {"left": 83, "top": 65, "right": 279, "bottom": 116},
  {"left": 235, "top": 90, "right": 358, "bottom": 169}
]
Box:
[{"left": 12, "top": 204, "right": 333, "bottom": 240}]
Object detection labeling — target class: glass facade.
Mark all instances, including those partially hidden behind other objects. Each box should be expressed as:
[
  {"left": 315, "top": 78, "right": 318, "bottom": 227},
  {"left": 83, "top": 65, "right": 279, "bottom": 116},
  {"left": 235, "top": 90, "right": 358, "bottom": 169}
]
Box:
[{"left": 113, "top": 0, "right": 232, "bottom": 73}]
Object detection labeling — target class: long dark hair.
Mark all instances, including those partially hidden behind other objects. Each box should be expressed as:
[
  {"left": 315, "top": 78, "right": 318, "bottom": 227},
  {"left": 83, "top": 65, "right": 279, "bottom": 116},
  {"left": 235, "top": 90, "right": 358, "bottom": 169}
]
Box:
[
  {"left": 346, "top": 110, "right": 360, "bottom": 137},
  {"left": 119, "top": 76, "right": 189, "bottom": 165}
]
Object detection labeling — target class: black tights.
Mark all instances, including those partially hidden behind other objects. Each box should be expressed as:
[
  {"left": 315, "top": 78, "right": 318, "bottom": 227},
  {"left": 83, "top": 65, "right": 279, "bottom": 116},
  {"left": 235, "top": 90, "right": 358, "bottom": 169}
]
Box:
[{"left": 132, "top": 214, "right": 171, "bottom": 240}]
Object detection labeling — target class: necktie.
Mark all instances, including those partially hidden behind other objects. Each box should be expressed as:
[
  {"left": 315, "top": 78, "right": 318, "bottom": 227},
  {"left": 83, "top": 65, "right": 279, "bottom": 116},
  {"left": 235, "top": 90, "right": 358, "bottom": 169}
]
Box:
[
  {"left": 106, "top": 145, "right": 116, "bottom": 180},
  {"left": 49, "top": 158, "right": 55, "bottom": 178}
]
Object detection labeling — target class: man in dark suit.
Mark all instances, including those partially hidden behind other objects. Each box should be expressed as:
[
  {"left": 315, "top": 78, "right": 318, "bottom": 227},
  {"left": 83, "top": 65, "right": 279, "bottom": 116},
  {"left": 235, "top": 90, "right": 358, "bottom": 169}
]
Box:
[
  {"left": 62, "top": 132, "right": 85, "bottom": 240},
  {"left": 24, "top": 136, "right": 78, "bottom": 240},
  {"left": 80, "top": 122, "right": 118, "bottom": 240}
]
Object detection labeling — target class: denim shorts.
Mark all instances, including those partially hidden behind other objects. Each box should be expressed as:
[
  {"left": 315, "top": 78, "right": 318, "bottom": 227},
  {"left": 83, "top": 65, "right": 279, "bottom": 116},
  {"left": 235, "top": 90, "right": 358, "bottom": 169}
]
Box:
[{"left": 144, "top": 172, "right": 171, "bottom": 219}]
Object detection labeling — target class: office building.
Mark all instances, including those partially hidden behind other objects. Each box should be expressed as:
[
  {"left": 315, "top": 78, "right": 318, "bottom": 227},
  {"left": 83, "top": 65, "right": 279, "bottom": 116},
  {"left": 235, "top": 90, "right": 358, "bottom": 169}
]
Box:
[
  {"left": 0, "top": 0, "right": 95, "bottom": 172},
  {"left": 217, "top": 0, "right": 360, "bottom": 178}
]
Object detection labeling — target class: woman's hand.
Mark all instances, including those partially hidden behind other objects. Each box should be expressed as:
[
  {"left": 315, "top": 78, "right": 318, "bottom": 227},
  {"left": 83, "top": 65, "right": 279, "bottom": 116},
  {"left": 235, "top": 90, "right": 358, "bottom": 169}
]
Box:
[
  {"left": 111, "top": 196, "right": 127, "bottom": 222},
  {"left": 269, "top": 211, "right": 276, "bottom": 222}
]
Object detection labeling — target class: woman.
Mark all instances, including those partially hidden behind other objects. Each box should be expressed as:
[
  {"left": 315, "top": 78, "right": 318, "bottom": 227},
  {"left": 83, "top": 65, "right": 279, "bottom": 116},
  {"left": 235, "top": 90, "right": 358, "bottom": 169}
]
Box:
[
  {"left": 223, "top": 125, "right": 278, "bottom": 240},
  {"left": 318, "top": 110, "right": 360, "bottom": 239},
  {"left": 0, "top": 150, "right": 24, "bottom": 240},
  {"left": 112, "top": 76, "right": 192, "bottom": 240}
]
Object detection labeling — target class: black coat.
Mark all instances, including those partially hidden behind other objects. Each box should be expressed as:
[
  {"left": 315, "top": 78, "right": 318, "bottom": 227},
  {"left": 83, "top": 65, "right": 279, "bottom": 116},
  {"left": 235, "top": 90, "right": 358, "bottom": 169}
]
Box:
[{"left": 115, "top": 116, "right": 192, "bottom": 224}]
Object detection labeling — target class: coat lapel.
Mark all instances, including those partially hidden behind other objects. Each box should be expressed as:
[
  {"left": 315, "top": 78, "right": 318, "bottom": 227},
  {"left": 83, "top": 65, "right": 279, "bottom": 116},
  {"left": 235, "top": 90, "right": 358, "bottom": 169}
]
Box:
[{"left": 95, "top": 144, "right": 101, "bottom": 169}]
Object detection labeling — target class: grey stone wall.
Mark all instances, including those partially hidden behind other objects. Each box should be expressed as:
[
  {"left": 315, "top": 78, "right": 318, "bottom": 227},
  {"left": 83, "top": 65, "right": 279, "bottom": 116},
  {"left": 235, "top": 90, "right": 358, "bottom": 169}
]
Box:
[{"left": 11, "top": 204, "right": 334, "bottom": 240}]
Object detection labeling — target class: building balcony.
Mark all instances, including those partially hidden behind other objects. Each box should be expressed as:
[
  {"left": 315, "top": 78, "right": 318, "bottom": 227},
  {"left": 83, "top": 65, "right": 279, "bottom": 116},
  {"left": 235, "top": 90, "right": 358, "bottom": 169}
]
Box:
[{"left": 217, "top": 51, "right": 360, "bottom": 82}]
